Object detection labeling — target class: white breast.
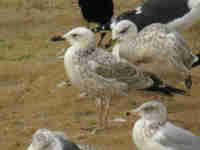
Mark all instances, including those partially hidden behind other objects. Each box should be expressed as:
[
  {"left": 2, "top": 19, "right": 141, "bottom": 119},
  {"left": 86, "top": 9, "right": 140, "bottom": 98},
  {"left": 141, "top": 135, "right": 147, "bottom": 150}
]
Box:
[
  {"left": 64, "top": 47, "right": 83, "bottom": 88},
  {"left": 133, "top": 119, "right": 168, "bottom": 150}
]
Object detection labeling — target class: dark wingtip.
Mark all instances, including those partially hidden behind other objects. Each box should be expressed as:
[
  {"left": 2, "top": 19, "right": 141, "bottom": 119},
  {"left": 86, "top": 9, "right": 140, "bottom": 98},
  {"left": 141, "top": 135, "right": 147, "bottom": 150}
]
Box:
[
  {"left": 192, "top": 54, "right": 200, "bottom": 68},
  {"left": 125, "top": 111, "right": 131, "bottom": 116},
  {"left": 50, "top": 36, "right": 65, "bottom": 42}
]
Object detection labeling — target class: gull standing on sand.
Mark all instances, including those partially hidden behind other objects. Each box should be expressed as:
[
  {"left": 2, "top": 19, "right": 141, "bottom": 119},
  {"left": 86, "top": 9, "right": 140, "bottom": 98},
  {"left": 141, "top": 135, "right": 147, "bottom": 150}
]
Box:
[
  {"left": 27, "top": 128, "right": 81, "bottom": 150},
  {"left": 51, "top": 27, "right": 154, "bottom": 127},
  {"left": 127, "top": 101, "right": 200, "bottom": 150},
  {"left": 112, "top": 20, "right": 199, "bottom": 90}
]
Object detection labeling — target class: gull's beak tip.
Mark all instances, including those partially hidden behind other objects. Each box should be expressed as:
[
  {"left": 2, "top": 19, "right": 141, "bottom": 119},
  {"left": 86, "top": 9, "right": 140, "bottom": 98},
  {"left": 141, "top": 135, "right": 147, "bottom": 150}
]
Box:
[
  {"left": 125, "top": 111, "right": 131, "bottom": 116},
  {"left": 50, "top": 35, "right": 65, "bottom": 42},
  {"left": 125, "top": 109, "right": 138, "bottom": 116}
]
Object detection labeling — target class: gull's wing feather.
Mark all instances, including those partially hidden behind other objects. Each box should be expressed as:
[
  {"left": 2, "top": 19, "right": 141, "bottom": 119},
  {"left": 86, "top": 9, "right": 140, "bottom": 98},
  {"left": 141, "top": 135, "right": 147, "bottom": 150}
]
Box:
[
  {"left": 88, "top": 48, "right": 153, "bottom": 89},
  {"left": 153, "top": 122, "right": 200, "bottom": 150},
  {"left": 167, "top": 32, "right": 198, "bottom": 69}
]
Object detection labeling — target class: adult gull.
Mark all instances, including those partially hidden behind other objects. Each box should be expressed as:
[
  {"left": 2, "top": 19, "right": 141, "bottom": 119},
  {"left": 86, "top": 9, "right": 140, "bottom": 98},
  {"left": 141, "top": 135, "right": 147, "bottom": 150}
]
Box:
[
  {"left": 27, "top": 128, "right": 81, "bottom": 150},
  {"left": 127, "top": 101, "right": 200, "bottom": 150}
]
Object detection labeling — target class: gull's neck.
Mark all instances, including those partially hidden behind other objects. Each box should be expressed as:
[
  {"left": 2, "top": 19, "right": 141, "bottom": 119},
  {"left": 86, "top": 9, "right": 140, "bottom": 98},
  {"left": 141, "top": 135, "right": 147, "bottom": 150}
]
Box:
[
  {"left": 145, "top": 118, "right": 166, "bottom": 126},
  {"left": 142, "top": 113, "right": 167, "bottom": 127},
  {"left": 71, "top": 41, "right": 96, "bottom": 51}
]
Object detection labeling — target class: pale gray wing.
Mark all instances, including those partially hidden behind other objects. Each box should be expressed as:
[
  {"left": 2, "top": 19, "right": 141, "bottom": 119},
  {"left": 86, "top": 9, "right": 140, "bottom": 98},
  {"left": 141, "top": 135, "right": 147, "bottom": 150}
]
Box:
[
  {"left": 88, "top": 48, "right": 153, "bottom": 89},
  {"left": 153, "top": 122, "right": 200, "bottom": 150}
]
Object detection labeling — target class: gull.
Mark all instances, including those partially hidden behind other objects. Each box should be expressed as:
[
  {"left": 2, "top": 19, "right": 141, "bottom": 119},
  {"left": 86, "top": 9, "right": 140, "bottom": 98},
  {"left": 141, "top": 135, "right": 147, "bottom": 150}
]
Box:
[
  {"left": 111, "top": 0, "right": 200, "bottom": 32},
  {"left": 27, "top": 128, "right": 81, "bottom": 150},
  {"left": 112, "top": 20, "right": 199, "bottom": 90},
  {"left": 28, "top": 128, "right": 106, "bottom": 150},
  {"left": 51, "top": 27, "right": 154, "bottom": 128},
  {"left": 127, "top": 101, "right": 200, "bottom": 150}
]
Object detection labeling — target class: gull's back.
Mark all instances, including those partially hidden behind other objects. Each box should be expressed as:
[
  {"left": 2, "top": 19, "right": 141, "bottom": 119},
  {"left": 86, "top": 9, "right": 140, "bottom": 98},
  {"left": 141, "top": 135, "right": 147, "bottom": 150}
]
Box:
[
  {"left": 133, "top": 120, "right": 200, "bottom": 150},
  {"left": 152, "top": 122, "right": 200, "bottom": 150},
  {"left": 117, "top": 23, "right": 196, "bottom": 86},
  {"left": 65, "top": 44, "right": 153, "bottom": 98},
  {"left": 86, "top": 48, "right": 154, "bottom": 92}
]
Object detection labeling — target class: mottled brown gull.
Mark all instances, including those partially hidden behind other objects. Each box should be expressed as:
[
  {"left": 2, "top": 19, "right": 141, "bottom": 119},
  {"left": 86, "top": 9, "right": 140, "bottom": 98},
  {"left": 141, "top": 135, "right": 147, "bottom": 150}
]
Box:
[
  {"left": 51, "top": 27, "right": 153, "bottom": 127},
  {"left": 127, "top": 101, "right": 200, "bottom": 150},
  {"left": 112, "top": 20, "right": 199, "bottom": 90}
]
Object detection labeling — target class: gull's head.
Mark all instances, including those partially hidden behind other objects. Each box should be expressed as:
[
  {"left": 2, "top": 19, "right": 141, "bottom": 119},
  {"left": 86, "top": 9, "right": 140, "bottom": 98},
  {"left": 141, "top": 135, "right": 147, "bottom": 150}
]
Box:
[
  {"left": 128, "top": 101, "right": 167, "bottom": 123},
  {"left": 111, "top": 20, "right": 138, "bottom": 42},
  {"left": 64, "top": 27, "right": 95, "bottom": 47},
  {"left": 51, "top": 27, "right": 96, "bottom": 48},
  {"left": 27, "top": 128, "right": 56, "bottom": 150}
]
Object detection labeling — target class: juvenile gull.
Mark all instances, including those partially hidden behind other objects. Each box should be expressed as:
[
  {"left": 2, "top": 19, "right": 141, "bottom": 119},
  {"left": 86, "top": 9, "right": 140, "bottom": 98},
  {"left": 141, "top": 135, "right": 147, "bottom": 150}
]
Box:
[
  {"left": 112, "top": 20, "right": 199, "bottom": 89},
  {"left": 27, "top": 128, "right": 81, "bottom": 150},
  {"left": 127, "top": 101, "right": 200, "bottom": 150},
  {"left": 51, "top": 27, "right": 154, "bottom": 127}
]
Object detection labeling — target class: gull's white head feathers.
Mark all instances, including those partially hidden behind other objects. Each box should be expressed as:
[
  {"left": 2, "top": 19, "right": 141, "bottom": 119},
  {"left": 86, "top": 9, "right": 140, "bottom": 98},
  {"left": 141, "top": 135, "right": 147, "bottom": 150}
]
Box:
[
  {"left": 111, "top": 20, "right": 138, "bottom": 41},
  {"left": 27, "top": 128, "right": 62, "bottom": 150},
  {"left": 63, "top": 27, "right": 95, "bottom": 48},
  {"left": 135, "top": 101, "right": 167, "bottom": 123}
]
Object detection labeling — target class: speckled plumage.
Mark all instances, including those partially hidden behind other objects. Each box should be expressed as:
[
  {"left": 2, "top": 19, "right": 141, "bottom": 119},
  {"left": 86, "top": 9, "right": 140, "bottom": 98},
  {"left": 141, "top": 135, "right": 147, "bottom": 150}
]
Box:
[
  {"left": 112, "top": 21, "right": 198, "bottom": 88},
  {"left": 131, "top": 101, "right": 200, "bottom": 150},
  {"left": 63, "top": 27, "right": 153, "bottom": 126}
]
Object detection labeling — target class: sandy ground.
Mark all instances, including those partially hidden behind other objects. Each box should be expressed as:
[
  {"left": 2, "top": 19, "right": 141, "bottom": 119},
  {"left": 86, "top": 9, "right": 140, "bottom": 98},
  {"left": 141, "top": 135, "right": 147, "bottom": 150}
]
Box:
[{"left": 1, "top": 0, "right": 200, "bottom": 150}]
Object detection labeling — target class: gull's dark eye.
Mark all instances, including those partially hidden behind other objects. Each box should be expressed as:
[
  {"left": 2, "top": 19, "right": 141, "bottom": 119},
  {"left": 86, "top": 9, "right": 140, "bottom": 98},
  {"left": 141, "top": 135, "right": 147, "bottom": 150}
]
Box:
[
  {"left": 120, "top": 26, "right": 129, "bottom": 34},
  {"left": 72, "top": 34, "right": 78, "bottom": 37},
  {"left": 144, "top": 106, "right": 154, "bottom": 112}
]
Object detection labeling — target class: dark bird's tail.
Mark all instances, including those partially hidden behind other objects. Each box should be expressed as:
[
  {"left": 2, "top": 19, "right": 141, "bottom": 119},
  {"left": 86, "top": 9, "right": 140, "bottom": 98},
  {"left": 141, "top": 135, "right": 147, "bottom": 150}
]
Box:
[{"left": 192, "top": 54, "right": 200, "bottom": 68}]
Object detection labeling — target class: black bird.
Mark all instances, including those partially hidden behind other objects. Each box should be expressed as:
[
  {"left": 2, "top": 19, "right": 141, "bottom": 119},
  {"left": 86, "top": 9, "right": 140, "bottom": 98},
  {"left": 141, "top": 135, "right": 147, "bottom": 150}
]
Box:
[
  {"left": 78, "top": 0, "right": 114, "bottom": 46},
  {"left": 112, "top": 0, "right": 200, "bottom": 32}
]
